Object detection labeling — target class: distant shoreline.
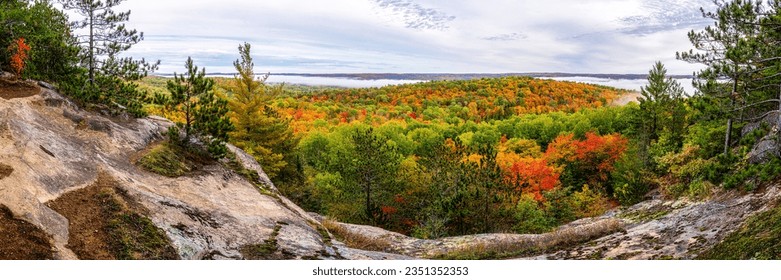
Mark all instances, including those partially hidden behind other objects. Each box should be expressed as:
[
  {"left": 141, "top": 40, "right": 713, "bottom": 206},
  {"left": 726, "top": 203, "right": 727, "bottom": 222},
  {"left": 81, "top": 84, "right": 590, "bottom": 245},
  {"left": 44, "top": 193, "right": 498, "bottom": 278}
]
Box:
[{"left": 153, "top": 72, "right": 694, "bottom": 81}]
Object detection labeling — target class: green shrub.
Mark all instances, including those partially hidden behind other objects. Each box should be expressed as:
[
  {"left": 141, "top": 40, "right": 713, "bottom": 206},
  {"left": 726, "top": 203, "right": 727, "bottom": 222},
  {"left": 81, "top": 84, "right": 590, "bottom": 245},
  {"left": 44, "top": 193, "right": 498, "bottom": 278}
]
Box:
[
  {"left": 513, "top": 194, "right": 554, "bottom": 234},
  {"left": 136, "top": 142, "right": 192, "bottom": 177},
  {"left": 723, "top": 158, "right": 781, "bottom": 190},
  {"left": 686, "top": 179, "right": 714, "bottom": 199},
  {"left": 570, "top": 185, "right": 611, "bottom": 219},
  {"left": 611, "top": 148, "right": 653, "bottom": 205}
]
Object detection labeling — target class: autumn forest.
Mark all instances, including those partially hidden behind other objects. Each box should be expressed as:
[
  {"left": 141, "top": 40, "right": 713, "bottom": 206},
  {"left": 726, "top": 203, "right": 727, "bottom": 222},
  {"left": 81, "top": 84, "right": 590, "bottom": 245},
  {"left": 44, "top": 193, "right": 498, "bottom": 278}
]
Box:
[{"left": 3, "top": 0, "right": 781, "bottom": 243}]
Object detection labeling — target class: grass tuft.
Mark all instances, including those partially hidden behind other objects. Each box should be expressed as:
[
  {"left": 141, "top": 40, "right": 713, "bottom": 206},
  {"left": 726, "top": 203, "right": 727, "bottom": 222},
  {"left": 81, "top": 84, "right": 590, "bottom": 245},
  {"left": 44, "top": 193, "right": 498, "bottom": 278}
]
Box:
[
  {"left": 240, "top": 222, "right": 295, "bottom": 260},
  {"left": 136, "top": 142, "right": 193, "bottom": 177}
]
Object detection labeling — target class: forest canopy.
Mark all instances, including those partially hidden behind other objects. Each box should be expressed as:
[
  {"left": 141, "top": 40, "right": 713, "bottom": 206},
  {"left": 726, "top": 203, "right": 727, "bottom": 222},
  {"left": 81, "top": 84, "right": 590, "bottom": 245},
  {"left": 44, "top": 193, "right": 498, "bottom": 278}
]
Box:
[{"left": 3, "top": 0, "right": 781, "bottom": 240}]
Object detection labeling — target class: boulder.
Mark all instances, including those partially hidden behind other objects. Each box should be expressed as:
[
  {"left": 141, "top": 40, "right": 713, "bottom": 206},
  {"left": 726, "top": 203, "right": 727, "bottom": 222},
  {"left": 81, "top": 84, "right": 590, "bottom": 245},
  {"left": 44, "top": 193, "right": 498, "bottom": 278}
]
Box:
[
  {"left": 741, "top": 111, "right": 780, "bottom": 137},
  {"left": 747, "top": 133, "right": 780, "bottom": 164}
]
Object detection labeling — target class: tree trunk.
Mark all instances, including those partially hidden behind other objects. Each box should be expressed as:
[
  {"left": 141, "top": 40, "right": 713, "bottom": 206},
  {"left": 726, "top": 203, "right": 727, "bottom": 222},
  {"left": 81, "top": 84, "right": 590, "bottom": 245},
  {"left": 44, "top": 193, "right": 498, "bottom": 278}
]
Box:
[
  {"left": 725, "top": 78, "right": 739, "bottom": 156},
  {"left": 88, "top": 8, "right": 94, "bottom": 87}
]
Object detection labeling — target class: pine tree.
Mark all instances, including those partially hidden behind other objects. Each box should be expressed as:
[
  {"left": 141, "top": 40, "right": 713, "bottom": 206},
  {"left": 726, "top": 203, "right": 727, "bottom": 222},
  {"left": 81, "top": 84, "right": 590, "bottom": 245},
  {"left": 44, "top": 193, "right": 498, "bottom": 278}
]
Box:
[
  {"left": 678, "top": 0, "right": 761, "bottom": 155},
  {"left": 349, "top": 127, "right": 402, "bottom": 226},
  {"left": 636, "top": 61, "right": 687, "bottom": 164},
  {"left": 166, "top": 57, "right": 233, "bottom": 158},
  {"left": 59, "top": 0, "right": 158, "bottom": 116},
  {"left": 226, "top": 42, "right": 296, "bottom": 179}
]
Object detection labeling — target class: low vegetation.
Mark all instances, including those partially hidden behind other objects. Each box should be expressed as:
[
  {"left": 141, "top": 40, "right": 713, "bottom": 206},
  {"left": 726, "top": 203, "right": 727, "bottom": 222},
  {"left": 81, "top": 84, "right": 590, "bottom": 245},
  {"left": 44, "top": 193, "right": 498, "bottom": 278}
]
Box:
[
  {"left": 240, "top": 221, "right": 295, "bottom": 260},
  {"left": 135, "top": 139, "right": 217, "bottom": 178},
  {"left": 698, "top": 203, "right": 781, "bottom": 260},
  {"left": 136, "top": 142, "right": 194, "bottom": 177}
]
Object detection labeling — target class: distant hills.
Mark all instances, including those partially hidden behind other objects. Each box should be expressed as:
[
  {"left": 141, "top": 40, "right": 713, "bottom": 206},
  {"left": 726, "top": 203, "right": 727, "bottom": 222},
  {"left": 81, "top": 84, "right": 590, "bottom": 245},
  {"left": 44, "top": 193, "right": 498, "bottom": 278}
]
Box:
[{"left": 170, "top": 73, "right": 694, "bottom": 81}]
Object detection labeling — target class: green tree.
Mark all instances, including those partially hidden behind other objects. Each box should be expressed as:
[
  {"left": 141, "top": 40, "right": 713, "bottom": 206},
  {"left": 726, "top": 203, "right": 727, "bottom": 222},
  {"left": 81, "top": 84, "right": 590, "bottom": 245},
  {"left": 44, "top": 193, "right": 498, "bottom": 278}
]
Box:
[
  {"left": 635, "top": 61, "right": 687, "bottom": 165},
  {"left": 349, "top": 127, "right": 402, "bottom": 226},
  {"left": 59, "top": 0, "right": 158, "bottom": 116},
  {"left": 678, "top": 0, "right": 761, "bottom": 155},
  {"left": 226, "top": 42, "right": 296, "bottom": 180},
  {"left": 0, "top": 0, "right": 80, "bottom": 81},
  {"left": 166, "top": 57, "right": 233, "bottom": 157}
]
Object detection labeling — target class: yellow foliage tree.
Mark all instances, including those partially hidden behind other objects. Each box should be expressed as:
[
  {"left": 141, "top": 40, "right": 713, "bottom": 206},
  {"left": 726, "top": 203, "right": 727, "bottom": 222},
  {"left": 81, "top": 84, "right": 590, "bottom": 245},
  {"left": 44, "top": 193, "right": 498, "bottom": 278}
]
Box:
[{"left": 226, "top": 42, "right": 295, "bottom": 179}]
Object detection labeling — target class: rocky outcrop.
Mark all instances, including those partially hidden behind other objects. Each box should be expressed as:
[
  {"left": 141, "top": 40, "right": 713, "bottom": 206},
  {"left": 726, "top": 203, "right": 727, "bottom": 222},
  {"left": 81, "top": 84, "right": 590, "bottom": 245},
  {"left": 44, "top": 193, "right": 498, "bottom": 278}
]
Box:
[
  {"left": 526, "top": 185, "right": 781, "bottom": 259},
  {"left": 741, "top": 112, "right": 780, "bottom": 137},
  {"left": 313, "top": 183, "right": 780, "bottom": 260},
  {"left": 0, "top": 86, "right": 407, "bottom": 260}
]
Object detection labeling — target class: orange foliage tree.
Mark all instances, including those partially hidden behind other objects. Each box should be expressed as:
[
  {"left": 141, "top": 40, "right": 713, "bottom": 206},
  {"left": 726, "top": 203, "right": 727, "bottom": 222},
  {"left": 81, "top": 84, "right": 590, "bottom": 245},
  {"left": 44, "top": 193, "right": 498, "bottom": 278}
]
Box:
[
  {"left": 7, "top": 38, "right": 31, "bottom": 78},
  {"left": 545, "top": 132, "right": 628, "bottom": 192},
  {"left": 504, "top": 157, "right": 560, "bottom": 201}
]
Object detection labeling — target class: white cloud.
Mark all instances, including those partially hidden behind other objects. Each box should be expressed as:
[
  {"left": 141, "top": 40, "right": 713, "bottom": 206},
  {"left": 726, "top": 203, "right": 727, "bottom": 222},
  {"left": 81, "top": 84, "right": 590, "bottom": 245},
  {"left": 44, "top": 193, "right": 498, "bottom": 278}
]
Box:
[{"left": 95, "top": 0, "right": 717, "bottom": 74}]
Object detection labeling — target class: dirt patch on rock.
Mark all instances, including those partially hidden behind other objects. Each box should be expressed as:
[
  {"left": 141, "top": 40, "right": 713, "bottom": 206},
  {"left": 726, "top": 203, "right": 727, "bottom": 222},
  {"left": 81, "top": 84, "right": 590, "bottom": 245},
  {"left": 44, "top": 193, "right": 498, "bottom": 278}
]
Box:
[
  {"left": 0, "top": 78, "right": 40, "bottom": 100},
  {"left": 47, "top": 172, "right": 178, "bottom": 259},
  {"left": 0, "top": 163, "right": 13, "bottom": 179},
  {"left": 0, "top": 205, "right": 55, "bottom": 259}
]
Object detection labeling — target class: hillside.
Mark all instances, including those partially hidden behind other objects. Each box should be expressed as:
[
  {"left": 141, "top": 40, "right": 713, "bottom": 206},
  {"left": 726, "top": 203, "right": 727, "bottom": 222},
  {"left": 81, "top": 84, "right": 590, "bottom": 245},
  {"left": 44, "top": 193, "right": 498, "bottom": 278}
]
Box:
[{"left": 0, "top": 79, "right": 406, "bottom": 260}]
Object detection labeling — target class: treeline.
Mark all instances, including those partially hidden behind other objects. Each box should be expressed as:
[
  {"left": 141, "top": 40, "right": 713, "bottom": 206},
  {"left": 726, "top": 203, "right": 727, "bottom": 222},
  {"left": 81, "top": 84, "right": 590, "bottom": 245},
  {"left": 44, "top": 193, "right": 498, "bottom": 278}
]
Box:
[{"left": 269, "top": 77, "right": 626, "bottom": 133}]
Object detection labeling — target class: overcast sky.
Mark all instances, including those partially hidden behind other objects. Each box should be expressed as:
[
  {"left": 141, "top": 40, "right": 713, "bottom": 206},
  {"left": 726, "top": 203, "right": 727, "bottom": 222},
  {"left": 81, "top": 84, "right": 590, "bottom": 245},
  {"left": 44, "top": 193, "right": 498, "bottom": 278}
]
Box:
[{"left": 86, "top": 0, "right": 717, "bottom": 74}]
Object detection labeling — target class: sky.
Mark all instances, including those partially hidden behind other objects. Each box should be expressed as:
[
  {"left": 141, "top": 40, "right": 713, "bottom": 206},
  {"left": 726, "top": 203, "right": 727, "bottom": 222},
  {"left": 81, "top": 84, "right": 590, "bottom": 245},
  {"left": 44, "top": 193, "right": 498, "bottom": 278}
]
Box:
[{"left": 76, "top": 0, "right": 718, "bottom": 75}]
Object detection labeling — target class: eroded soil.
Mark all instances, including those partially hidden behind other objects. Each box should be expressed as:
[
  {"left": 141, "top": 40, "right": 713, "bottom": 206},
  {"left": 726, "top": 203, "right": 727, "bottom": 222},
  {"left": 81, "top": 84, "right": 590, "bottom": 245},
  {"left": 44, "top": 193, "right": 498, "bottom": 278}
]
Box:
[
  {"left": 47, "top": 173, "right": 178, "bottom": 260},
  {"left": 0, "top": 78, "right": 39, "bottom": 100},
  {"left": 0, "top": 205, "right": 55, "bottom": 259}
]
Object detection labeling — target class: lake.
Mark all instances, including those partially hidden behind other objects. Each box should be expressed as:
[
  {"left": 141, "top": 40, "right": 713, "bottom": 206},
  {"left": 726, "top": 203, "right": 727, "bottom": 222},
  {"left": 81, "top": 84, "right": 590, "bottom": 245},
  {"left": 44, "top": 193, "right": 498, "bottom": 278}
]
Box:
[{"left": 224, "top": 74, "right": 697, "bottom": 95}]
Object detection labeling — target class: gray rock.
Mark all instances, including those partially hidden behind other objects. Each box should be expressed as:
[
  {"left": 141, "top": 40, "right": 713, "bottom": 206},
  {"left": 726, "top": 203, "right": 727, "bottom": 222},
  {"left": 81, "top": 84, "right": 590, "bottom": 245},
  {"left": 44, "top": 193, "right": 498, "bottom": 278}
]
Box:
[
  {"left": 86, "top": 118, "right": 111, "bottom": 133},
  {"left": 747, "top": 134, "right": 780, "bottom": 164},
  {"left": 527, "top": 185, "right": 781, "bottom": 260},
  {"left": 37, "top": 81, "right": 56, "bottom": 90},
  {"left": 40, "top": 88, "right": 73, "bottom": 108},
  {"left": 741, "top": 112, "right": 780, "bottom": 137},
  {"left": 0, "top": 89, "right": 349, "bottom": 260},
  {"left": 226, "top": 144, "right": 276, "bottom": 191},
  {"left": 320, "top": 215, "right": 622, "bottom": 259},
  {"left": 62, "top": 109, "right": 84, "bottom": 124}
]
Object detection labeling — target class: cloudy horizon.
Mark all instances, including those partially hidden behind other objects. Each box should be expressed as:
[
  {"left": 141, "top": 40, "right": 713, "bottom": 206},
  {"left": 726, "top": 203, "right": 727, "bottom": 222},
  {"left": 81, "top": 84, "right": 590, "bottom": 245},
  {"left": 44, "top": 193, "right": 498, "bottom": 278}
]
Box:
[{"left": 66, "top": 0, "right": 717, "bottom": 75}]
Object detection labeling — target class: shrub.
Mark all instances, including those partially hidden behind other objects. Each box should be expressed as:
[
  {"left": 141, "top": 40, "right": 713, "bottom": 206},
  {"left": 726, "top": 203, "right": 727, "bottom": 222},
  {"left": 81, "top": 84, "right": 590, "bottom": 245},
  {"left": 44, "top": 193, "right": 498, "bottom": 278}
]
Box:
[
  {"left": 611, "top": 148, "right": 653, "bottom": 205},
  {"left": 570, "top": 185, "right": 611, "bottom": 219},
  {"left": 513, "top": 194, "right": 553, "bottom": 234},
  {"left": 7, "top": 38, "right": 30, "bottom": 78}
]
